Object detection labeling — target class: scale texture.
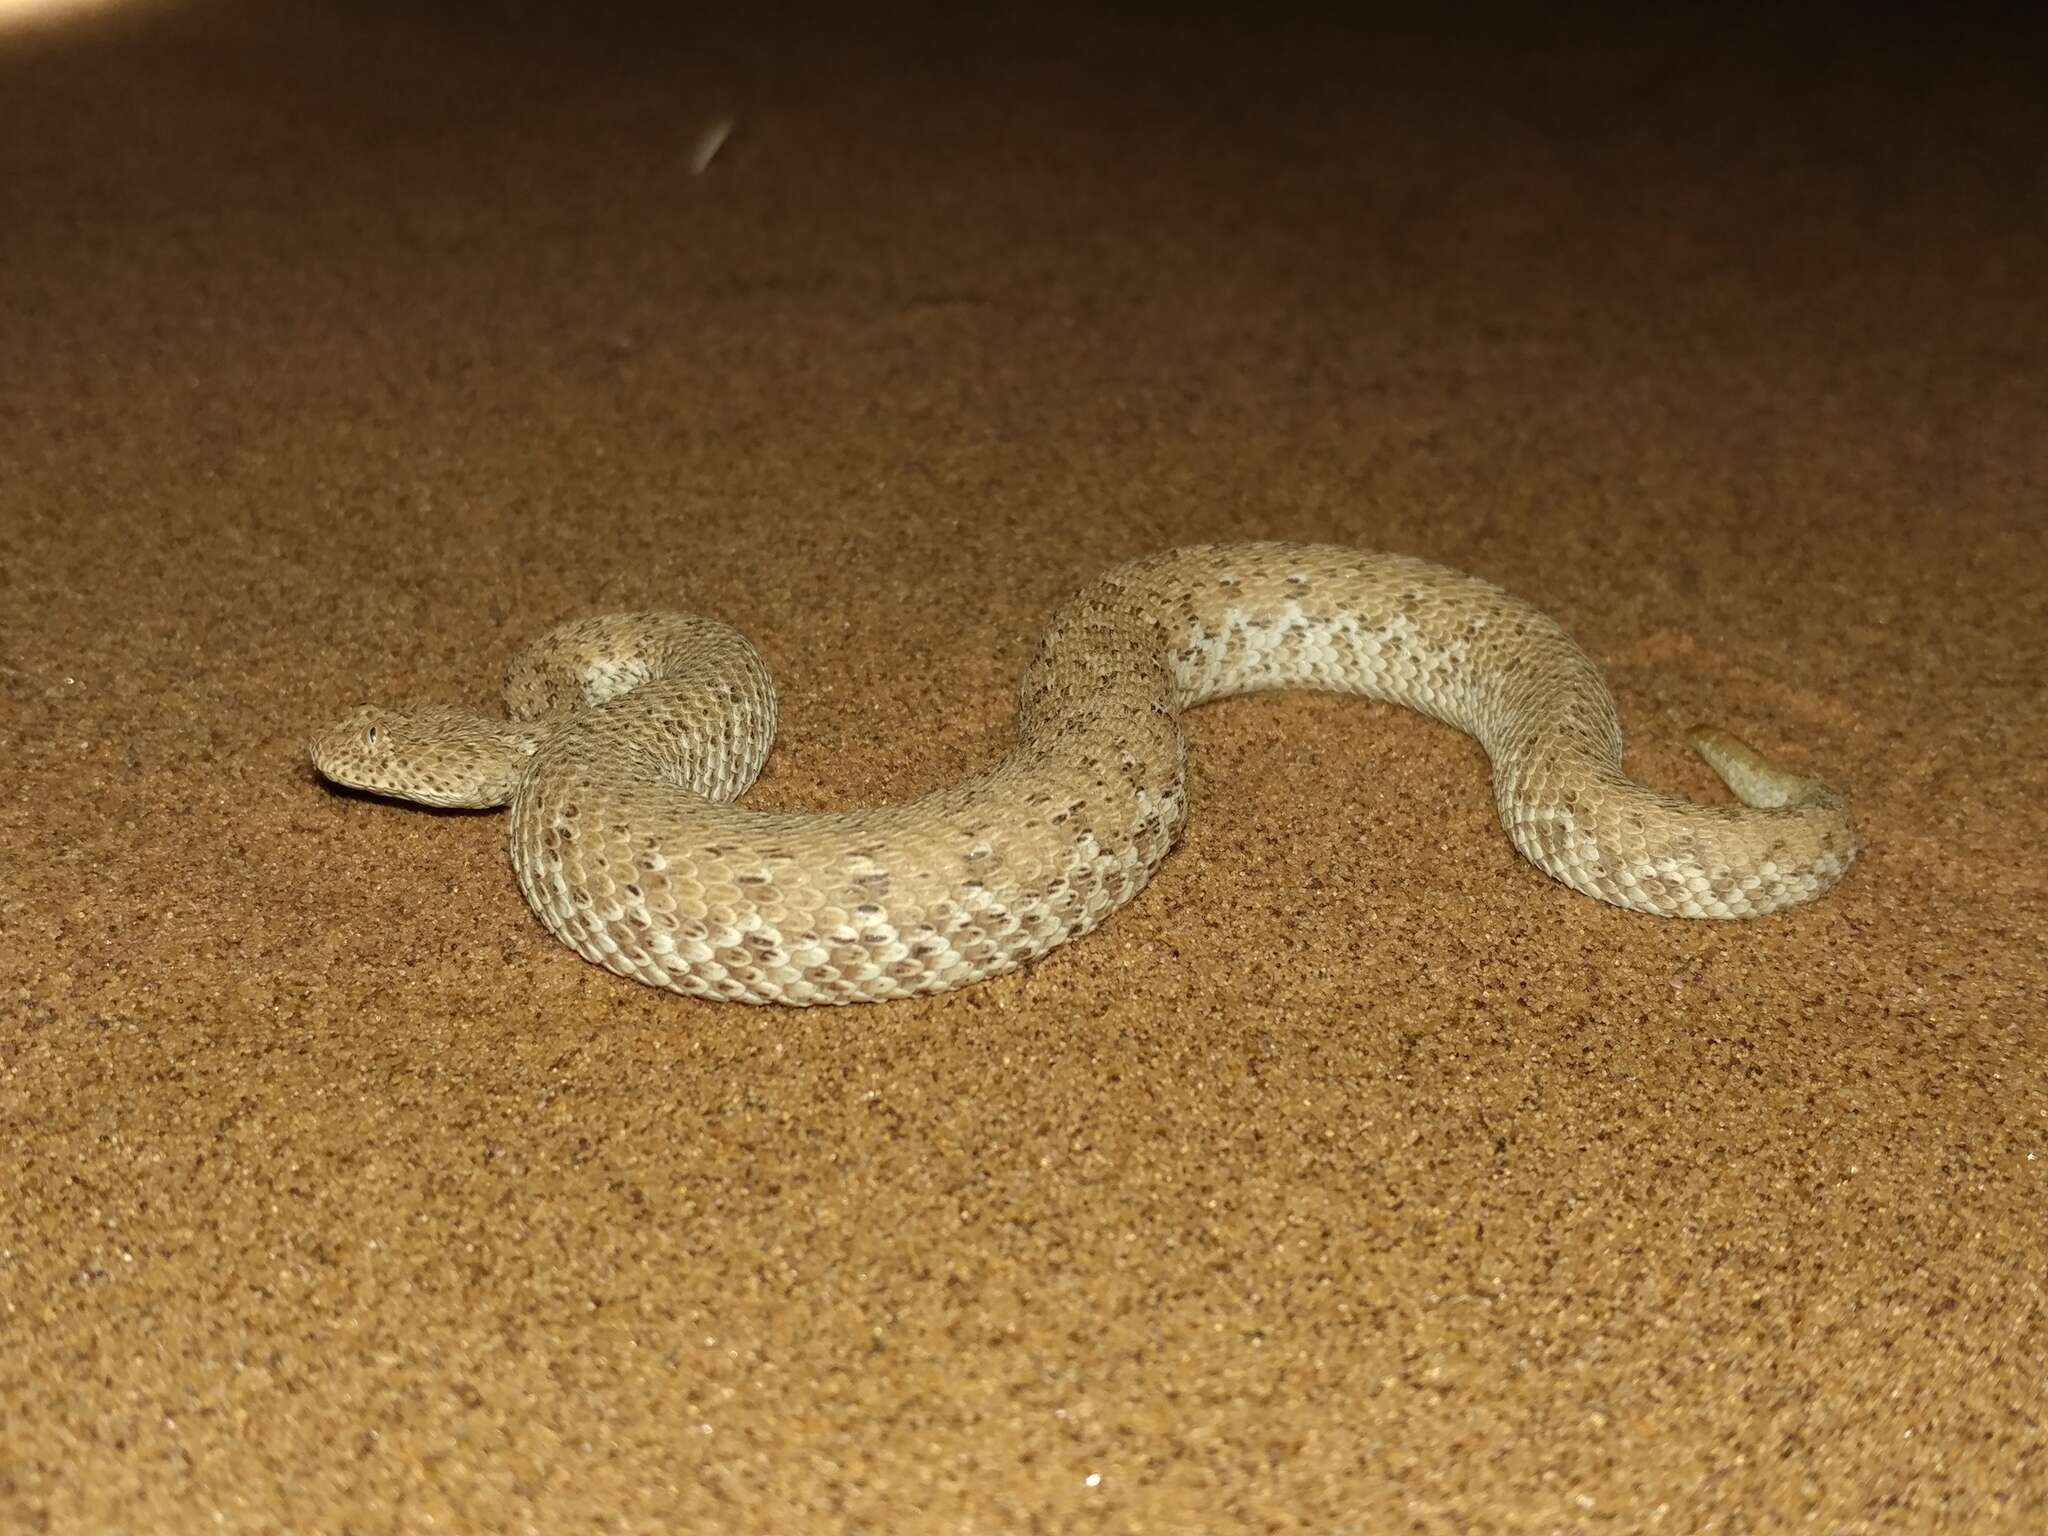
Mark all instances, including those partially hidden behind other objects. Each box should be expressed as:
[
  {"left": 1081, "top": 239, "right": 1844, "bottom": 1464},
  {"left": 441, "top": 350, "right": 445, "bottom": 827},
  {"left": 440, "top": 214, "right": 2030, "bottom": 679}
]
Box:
[{"left": 310, "top": 542, "right": 1857, "bottom": 1004}]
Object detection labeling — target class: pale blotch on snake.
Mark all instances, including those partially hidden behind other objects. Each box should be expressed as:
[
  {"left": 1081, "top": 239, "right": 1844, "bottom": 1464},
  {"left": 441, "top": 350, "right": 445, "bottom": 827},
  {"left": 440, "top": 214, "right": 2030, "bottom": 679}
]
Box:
[{"left": 309, "top": 542, "right": 1857, "bottom": 1005}]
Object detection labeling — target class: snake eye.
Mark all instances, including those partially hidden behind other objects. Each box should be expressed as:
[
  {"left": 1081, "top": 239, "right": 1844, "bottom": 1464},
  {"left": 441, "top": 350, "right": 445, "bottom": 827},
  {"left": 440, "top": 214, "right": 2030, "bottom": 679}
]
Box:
[{"left": 365, "top": 724, "right": 380, "bottom": 749}]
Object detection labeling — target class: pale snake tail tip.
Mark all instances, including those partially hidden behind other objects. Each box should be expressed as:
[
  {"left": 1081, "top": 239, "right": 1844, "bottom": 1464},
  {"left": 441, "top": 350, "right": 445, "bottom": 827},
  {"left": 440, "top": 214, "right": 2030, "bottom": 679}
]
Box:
[{"left": 1688, "top": 723, "right": 1850, "bottom": 817}]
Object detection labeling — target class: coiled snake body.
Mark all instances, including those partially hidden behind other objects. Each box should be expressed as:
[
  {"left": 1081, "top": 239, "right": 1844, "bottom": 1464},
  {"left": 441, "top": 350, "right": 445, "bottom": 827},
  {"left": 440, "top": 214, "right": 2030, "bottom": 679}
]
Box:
[{"left": 310, "top": 542, "right": 1857, "bottom": 1004}]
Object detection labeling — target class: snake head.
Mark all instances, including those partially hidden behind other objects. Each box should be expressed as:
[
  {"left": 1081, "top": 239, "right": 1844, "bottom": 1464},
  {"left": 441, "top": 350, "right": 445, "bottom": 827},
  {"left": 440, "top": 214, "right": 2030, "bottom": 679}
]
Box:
[{"left": 309, "top": 704, "right": 537, "bottom": 809}]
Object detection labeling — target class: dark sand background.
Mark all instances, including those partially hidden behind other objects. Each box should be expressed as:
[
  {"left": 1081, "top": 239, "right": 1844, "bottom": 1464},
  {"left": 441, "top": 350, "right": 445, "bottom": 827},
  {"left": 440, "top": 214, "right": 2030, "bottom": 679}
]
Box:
[{"left": 3, "top": 2, "right": 2043, "bottom": 1530}]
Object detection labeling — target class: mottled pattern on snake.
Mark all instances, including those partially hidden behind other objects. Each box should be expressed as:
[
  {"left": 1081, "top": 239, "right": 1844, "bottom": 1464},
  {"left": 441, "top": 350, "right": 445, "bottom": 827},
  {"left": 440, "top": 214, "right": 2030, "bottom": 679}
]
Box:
[{"left": 309, "top": 542, "right": 1857, "bottom": 1005}]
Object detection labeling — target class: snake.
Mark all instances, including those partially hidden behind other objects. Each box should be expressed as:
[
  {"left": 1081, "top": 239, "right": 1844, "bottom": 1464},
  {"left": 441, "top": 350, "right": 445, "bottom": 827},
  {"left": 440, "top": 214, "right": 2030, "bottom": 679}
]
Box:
[{"left": 308, "top": 542, "right": 1858, "bottom": 1005}]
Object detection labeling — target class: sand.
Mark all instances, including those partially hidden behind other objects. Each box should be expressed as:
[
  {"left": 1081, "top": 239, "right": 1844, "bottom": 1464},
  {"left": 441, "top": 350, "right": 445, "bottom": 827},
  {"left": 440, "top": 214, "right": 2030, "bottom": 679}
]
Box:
[{"left": 3, "top": 3, "right": 2042, "bottom": 1530}]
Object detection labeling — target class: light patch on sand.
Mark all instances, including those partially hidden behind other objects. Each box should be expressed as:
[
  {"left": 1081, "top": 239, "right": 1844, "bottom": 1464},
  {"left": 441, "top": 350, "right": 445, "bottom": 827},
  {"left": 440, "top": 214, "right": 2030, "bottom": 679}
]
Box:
[{"left": 0, "top": 0, "right": 136, "bottom": 30}]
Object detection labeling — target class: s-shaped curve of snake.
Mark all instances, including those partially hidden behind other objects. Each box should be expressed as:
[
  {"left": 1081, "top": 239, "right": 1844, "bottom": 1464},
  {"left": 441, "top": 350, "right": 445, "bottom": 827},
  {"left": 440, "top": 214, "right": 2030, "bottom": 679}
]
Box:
[{"left": 310, "top": 542, "right": 1857, "bottom": 1005}]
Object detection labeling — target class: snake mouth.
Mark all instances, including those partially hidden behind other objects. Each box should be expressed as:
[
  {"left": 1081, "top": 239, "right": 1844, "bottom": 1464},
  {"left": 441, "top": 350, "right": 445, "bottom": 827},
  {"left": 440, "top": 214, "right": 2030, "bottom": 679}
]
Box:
[{"left": 308, "top": 751, "right": 504, "bottom": 816}]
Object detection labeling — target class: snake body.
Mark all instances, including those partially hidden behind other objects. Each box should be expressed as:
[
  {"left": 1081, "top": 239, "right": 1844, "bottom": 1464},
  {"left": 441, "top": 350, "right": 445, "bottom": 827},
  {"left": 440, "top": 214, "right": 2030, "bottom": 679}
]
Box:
[{"left": 310, "top": 542, "right": 1857, "bottom": 1004}]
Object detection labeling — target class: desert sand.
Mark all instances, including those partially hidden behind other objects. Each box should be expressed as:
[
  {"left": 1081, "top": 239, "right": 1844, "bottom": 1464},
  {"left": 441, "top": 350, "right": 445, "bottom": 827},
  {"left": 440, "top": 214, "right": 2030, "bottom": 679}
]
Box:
[{"left": 3, "top": 4, "right": 2042, "bottom": 1530}]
